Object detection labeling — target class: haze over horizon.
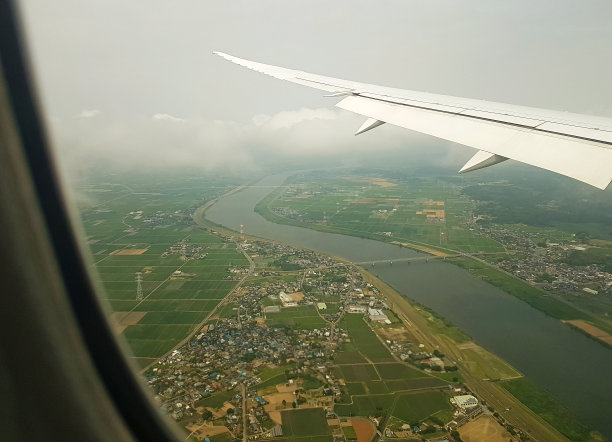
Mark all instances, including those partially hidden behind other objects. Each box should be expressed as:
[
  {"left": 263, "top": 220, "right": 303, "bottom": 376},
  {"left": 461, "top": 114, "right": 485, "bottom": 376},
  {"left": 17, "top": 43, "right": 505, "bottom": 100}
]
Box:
[{"left": 18, "top": 0, "right": 612, "bottom": 180}]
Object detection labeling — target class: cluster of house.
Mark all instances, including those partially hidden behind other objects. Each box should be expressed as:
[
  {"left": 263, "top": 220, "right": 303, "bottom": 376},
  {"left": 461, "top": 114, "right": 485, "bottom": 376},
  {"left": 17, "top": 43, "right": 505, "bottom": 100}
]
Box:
[
  {"left": 481, "top": 226, "right": 611, "bottom": 296},
  {"left": 161, "top": 239, "right": 206, "bottom": 260},
  {"left": 145, "top": 242, "right": 367, "bottom": 430},
  {"left": 145, "top": 237, "right": 476, "bottom": 440}
]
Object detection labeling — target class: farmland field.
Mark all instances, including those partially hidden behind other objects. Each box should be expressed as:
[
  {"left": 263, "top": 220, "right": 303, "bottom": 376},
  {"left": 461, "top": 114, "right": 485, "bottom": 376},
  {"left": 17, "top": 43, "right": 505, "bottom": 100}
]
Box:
[
  {"left": 335, "top": 394, "right": 395, "bottom": 418},
  {"left": 332, "top": 313, "right": 451, "bottom": 420},
  {"left": 334, "top": 351, "right": 367, "bottom": 364},
  {"left": 339, "top": 315, "right": 394, "bottom": 362},
  {"left": 391, "top": 391, "right": 453, "bottom": 424},
  {"left": 255, "top": 171, "right": 505, "bottom": 254},
  {"left": 375, "top": 363, "right": 423, "bottom": 380},
  {"left": 266, "top": 305, "right": 326, "bottom": 330},
  {"left": 280, "top": 408, "right": 332, "bottom": 442},
  {"left": 196, "top": 389, "right": 236, "bottom": 409},
  {"left": 78, "top": 172, "right": 244, "bottom": 361},
  {"left": 338, "top": 364, "right": 379, "bottom": 382},
  {"left": 384, "top": 378, "right": 448, "bottom": 391}
]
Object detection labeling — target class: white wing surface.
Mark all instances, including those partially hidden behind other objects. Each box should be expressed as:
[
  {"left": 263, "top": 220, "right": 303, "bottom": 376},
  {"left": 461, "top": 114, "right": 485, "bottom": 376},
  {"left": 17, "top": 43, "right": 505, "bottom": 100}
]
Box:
[{"left": 214, "top": 52, "right": 612, "bottom": 189}]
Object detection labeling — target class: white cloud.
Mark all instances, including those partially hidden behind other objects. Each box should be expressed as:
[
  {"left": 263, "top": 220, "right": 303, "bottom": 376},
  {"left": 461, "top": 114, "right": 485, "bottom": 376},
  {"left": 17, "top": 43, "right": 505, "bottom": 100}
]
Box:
[
  {"left": 152, "top": 113, "right": 184, "bottom": 122},
  {"left": 76, "top": 109, "right": 100, "bottom": 118},
  {"left": 50, "top": 106, "right": 458, "bottom": 181},
  {"left": 252, "top": 108, "right": 339, "bottom": 131}
]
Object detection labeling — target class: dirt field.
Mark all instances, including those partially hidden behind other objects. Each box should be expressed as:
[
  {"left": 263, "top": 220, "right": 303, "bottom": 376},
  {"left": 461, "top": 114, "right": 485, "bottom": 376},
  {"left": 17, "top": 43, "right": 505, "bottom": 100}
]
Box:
[
  {"left": 458, "top": 415, "right": 514, "bottom": 442},
  {"left": 287, "top": 292, "right": 304, "bottom": 302},
  {"left": 376, "top": 327, "right": 414, "bottom": 342},
  {"left": 268, "top": 410, "right": 282, "bottom": 425},
  {"left": 186, "top": 422, "right": 231, "bottom": 441},
  {"left": 109, "top": 248, "right": 148, "bottom": 255},
  {"left": 350, "top": 418, "right": 376, "bottom": 442},
  {"left": 263, "top": 390, "right": 296, "bottom": 420},
  {"left": 276, "top": 383, "right": 297, "bottom": 393},
  {"left": 110, "top": 311, "right": 147, "bottom": 333},
  {"left": 564, "top": 320, "right": 612, "bottom": 345},
  {"left": 345, "top": 178, "right": 398, "bottom": 188}
]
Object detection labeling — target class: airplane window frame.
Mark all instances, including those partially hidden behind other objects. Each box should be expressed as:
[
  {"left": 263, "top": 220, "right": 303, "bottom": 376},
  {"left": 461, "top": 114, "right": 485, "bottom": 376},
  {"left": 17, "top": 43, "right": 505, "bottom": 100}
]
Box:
[{"left": 0, "top": 1, "right": 179, "bottom": 440}]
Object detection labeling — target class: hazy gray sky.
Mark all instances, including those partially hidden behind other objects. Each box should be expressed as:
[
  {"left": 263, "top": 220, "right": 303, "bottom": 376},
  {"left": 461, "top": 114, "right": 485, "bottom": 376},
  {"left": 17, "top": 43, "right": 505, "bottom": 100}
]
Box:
[{"left": 18, "top": 0, "right": 612, "bottom": 175}]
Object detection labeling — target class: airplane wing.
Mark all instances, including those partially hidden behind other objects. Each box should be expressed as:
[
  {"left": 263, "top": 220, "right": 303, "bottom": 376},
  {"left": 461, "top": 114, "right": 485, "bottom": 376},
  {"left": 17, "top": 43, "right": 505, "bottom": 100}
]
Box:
[{"left": 214, "top": 52, "right": 612, "bottom": 190}]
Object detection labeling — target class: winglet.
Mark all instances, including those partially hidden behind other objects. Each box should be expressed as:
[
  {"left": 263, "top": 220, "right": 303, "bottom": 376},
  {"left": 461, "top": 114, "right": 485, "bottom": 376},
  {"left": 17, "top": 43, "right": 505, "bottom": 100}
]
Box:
[
  {"left": 459, "top": 150, "right": 509, "bottom": 173},
  {"left": 355, "top": 118, "right": 385, "bottom": 136}
]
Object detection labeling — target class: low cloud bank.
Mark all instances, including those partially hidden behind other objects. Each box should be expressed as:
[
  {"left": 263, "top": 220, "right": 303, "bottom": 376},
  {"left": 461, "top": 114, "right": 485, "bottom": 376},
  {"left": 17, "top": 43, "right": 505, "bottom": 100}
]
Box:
[{"left": 49, "top": 107, "right": 467, "bottom": 179}]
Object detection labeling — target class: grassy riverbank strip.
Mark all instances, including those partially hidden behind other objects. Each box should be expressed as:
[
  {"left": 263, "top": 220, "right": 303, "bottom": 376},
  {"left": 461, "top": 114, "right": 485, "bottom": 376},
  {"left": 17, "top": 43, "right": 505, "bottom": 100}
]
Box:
[{"left": 501, "top": 378, "right": 602, "bottom": 441}]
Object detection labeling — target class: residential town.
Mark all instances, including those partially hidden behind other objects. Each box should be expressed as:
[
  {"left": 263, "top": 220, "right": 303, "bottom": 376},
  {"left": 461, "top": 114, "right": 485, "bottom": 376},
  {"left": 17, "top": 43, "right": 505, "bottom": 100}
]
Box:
[
  {"left": 475, "top": 224, "right": 612, "bottom": 297},
  {"left": 144, "top": 238, "right": 524, "bottom": 442}
]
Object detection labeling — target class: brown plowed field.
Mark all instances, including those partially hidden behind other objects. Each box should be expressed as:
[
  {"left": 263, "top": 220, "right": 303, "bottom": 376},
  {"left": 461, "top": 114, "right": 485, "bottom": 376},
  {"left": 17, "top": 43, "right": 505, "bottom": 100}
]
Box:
[
  {"left": 350, "top": 418, "right": 375, "bottom": 442},
  {"left": 459, "top": 415, "right": 514, "bottom": 442},
  {"left": 109, "top": 248, "right": 148, "bottom": 255},
  {"left": 110, "top": 311, "right": 147, "bottom": 333}
]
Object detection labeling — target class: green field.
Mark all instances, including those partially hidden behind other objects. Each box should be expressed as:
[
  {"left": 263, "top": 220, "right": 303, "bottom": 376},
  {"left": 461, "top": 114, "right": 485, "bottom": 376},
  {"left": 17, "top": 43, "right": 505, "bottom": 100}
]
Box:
[
  {"left": 281, "top": 408, "right": 332, "bottom": 442},
  {"left": 78, "top": 172, "right": 244, "bottom": 359},
  {"left": 565, "top": 246, "right": 612, "bottom": 273},
  {"left": 375, "top": 363, "right": 423, "bottom": 380},
  {"left": 195, "top": 389, "right": 236, "bottom": 409},
  {"left": 97, "top": 236, "right": 244, "bottom": 357},
  {"left": 334, "top": 351, "right": 368, "bottom": 364},
  {"left": 255, "top": 171, "right": 505, "bottom": 254},
  {"left": 256, "top": 364, "right": 295, "bottom": 389},
  {"left": 339, "top": 315, "right": 394, "bottom": 362},
  {"left": 365, "top": 380, "right": 389, "bottom": 394},
  {"left": 346, "top": 382, "right": 367, "bottom": 395},
  {"left": 338, "top": 364, "right": 379, "bottom": 382},
  {"left": 384, "top": 377, "right": 448, "bottom": 391},
  {"left": 335, "top": 394, "right": 395, "bottom": 418},
  {"left": 266, "top": 305, "right": 327, "bottom": 330},
  {"left": 391, "top": 391, "right": 453, "bottom": 424},
  {"left": 332, "top": 311, "right": 452, "bottom": 420},
  {"left": 342, "top": 426, "right": 357, "bottom": 439},
  {"left": 460, "top": 347, "right": 521, "bottom": 380}
]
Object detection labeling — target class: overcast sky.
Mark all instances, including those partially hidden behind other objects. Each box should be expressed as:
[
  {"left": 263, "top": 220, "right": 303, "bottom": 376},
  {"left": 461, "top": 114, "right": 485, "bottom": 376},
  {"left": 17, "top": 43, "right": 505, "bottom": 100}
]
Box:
[{"left": 18, "top": 0, "right": 612, "bottom": 177}]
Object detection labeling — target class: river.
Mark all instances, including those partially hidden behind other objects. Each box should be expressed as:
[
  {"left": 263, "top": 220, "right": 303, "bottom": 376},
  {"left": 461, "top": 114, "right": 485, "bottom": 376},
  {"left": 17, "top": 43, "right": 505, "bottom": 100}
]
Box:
[{"left": 206, "top": 173, "right": 612, "bottom": 437}]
